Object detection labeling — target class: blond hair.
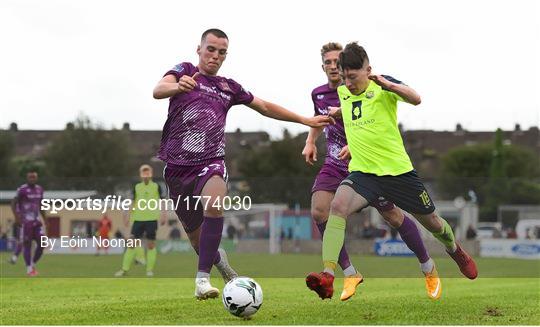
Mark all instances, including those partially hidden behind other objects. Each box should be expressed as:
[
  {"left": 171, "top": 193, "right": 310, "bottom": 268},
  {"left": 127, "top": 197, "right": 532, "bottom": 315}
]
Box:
[{"left": 320, "top": 42, "right": 343, "bottom": 61}]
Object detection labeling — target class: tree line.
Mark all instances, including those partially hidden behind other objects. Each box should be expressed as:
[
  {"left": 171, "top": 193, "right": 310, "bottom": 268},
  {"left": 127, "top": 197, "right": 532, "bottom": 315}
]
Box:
[{"left": 1, "top": 116, "right": 538, "bottom": 220}]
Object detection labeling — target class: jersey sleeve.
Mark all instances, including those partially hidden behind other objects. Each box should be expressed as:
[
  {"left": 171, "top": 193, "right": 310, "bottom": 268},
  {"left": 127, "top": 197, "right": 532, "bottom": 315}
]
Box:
[
  {"left": 311, "top": 90, "right": 319, "bottom": 116},
  {"left": 228, "top": 79, "right": 254, "bottom": 106},
  {"left": 163, "top": 62, "right": 195, "bottom": 82},
  {"left": 381, "top": 75, "right": 404, "bottom": 103},
  {"left": 15, "top": 186, "right": 24, "bottom": 198}
]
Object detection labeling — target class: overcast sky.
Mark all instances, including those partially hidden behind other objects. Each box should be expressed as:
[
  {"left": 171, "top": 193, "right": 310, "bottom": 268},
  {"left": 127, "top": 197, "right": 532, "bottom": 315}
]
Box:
[{"left": 1, "top": 0, "right": 538, "bottom": 138}]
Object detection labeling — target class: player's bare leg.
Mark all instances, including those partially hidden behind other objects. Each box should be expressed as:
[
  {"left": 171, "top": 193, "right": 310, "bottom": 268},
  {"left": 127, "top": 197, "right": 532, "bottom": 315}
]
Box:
[
  {"left": 307, "top": 184, "right": 367, "bottom": 300},
  {"left": 413, "top": 212, "right": 478, "bottom": 279}
]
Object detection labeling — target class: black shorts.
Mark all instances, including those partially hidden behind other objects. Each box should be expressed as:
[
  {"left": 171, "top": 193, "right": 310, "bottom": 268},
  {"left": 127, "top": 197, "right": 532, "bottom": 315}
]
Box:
[
  {"left": 131, "top": 221, "right": 158, "bottom": 240},
  {"left": 340, "top": 170, "right": 436, "bottom": 215}
]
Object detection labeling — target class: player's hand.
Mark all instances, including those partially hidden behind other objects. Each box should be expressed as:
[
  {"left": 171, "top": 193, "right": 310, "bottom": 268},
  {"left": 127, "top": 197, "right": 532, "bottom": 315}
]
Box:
[
  {"left": 177, "top": 72, "right": 200, "bottom": 93},
  {"left": 160, "top": 216, "right": 167, "bottom": 226},
  {"left": 328, "top": 106, "right": 342, "bottom": 119},
  {"left": 302, "top": 142, "right": 318, "bottom": 165},
  {"left": 338, "top": 145, "right": 351, "bottom": 160},
  {"left": 304, "top": 115, "right": 335, "bottom": 128},
  {"left": 368, "top": 74, "right": 392, "bottom": 88}
]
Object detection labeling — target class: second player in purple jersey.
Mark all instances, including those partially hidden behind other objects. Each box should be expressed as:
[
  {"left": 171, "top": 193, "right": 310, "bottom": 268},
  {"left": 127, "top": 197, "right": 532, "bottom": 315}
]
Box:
[
  {"left": 311, "top": 83, "right": 348, "bottom": 172},
  {"left": 11, "top": 171, "right": 46, "bottom": 276}
]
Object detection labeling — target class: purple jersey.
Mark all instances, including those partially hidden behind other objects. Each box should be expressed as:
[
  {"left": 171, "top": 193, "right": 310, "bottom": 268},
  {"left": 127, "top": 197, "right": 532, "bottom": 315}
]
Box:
[
  {"left": 158, "top": 62, "right": 254, "bottom": 166},
  {"left": 311, "top": 84, "right": 349, "bottom": 171},
  {"left": 15, "top": 184, "right": 43, "bottom": 222}
]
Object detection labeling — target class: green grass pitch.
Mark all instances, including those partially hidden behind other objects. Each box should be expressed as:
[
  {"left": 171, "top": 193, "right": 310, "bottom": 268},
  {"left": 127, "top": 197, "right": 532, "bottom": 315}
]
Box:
[{"left": 1, "top": 252, "right": 539, "bottom": 325}]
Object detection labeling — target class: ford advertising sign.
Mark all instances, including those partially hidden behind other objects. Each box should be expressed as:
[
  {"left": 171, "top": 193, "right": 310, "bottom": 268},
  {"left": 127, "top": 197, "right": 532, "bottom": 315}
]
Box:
[{"left": 480, "top": 239, "right": 540, "bottom": 260}]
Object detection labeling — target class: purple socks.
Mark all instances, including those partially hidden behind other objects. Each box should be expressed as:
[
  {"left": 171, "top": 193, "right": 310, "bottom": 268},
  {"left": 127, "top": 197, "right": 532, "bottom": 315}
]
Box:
[
  {"left": 397, "top": 215, "right": 430, "bottom": 263},
  {"left": 23, "top": 242, "right": 44, "bottom": 267},
  {"left": 23, "top": 243, "right": 32, "bottom": 266},
  {"left": 198, "top": 216, "right": 224, "bottom": 273},
  {"left": 33, "top": 244, "right": 43, "bottom": 264}
]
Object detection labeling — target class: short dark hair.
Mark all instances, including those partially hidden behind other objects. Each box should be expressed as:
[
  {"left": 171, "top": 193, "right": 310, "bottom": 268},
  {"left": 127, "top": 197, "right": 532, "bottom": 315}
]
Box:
[
  {"left": 338, "top": 42, "right": 369, "bottom": 70},
  {"left": 201, "top": 28, "right": 228, "bottom": 42}
]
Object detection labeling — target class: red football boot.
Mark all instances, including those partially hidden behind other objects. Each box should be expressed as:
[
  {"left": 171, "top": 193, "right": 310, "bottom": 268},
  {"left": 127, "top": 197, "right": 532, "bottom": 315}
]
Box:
[
  {"left": 306, "top": 271, "right": 335, "bottom": 299},
  {"left": 448, "top": 243, "right": 478, "bottom": 279}
]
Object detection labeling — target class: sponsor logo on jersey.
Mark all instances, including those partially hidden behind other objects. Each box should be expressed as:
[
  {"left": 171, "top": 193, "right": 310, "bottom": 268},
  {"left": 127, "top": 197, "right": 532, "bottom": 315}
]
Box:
[{"left": 199, "top": 83, "right": 232, "bottom": 101}]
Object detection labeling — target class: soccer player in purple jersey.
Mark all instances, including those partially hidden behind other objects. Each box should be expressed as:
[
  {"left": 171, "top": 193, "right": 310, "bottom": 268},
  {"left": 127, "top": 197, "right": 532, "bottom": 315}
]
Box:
[
  {"left": 303, "top": 42, "right": 440, "bottom": 300},
  {"left": 10, "top": 170, "right": 47, "bottom": 277},
  {"left": 153, "top": 28, "right": 334, "bottom": 300}
]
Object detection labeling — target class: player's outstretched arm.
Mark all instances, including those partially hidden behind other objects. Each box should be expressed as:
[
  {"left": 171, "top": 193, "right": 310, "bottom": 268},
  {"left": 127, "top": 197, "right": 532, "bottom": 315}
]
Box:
[
  {"left": 368, "top": 75, "right": 421, "bottom": 105},
  {"left": 302, "top": 127, "right": 324, "bottom": 165},
  {"left": 153, "top": 73, "right": 200, "bottom": 99},
  {"left": 247, "top": 97, "right": 334, "bottom": 128}
]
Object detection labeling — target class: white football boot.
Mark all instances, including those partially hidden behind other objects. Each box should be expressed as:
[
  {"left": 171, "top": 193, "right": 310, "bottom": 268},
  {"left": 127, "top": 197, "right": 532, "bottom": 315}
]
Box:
[{"left": 194, "top": 277, "right": 219, "bottom": 300}]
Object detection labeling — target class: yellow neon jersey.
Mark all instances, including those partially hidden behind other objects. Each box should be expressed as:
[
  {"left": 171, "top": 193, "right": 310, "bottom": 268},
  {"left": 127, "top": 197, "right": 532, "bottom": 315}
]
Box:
[{"left": 338, "top": 77, "right": 413, "bottom": 176}]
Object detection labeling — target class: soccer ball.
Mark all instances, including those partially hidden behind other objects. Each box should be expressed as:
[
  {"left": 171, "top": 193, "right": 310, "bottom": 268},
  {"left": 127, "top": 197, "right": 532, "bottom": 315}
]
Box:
[{"left": 222, "top": 277, "right": 263, "bottom": 318}]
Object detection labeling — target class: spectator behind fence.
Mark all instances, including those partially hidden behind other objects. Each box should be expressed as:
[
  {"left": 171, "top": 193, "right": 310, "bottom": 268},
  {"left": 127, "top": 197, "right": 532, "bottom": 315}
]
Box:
[{"left": 506, "top": 228, "right": 517, "bottom": 239}]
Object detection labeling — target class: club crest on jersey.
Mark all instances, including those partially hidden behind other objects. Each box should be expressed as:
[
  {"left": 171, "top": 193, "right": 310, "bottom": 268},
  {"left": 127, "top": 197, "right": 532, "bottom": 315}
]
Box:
[
  {"left": 317, "top": 94, "right": 324, "bottom": 100},
  {"left": 219, "top": 81, "right": 232, "bottom": 92},
  {"left": 366, "top": 91, "right": 374, "bottom": 99}
]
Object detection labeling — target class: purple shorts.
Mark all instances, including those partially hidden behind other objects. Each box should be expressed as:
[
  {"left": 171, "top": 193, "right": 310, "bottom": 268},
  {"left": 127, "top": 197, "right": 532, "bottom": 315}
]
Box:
[
  {"left": 20, "top": 220, "right": 44, "bottom": 243},
  {"left": 164, "top": 159, "right": 228, "bottom": 233},
  {"left": 312, "top": 164, "right": 396, "bottom": 212}
]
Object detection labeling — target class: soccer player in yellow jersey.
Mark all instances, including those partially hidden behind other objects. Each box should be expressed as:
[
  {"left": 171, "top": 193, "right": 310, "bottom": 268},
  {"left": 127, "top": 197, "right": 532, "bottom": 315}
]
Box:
[
  {"left": 305, "top": 42, "right": 442, "bottom": 301},
  {"left": 115, "top": 165, "right": 166, "bottom": 277},
  {"left": 307, "top": 42, "right": 478, "bottom": 300}
]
